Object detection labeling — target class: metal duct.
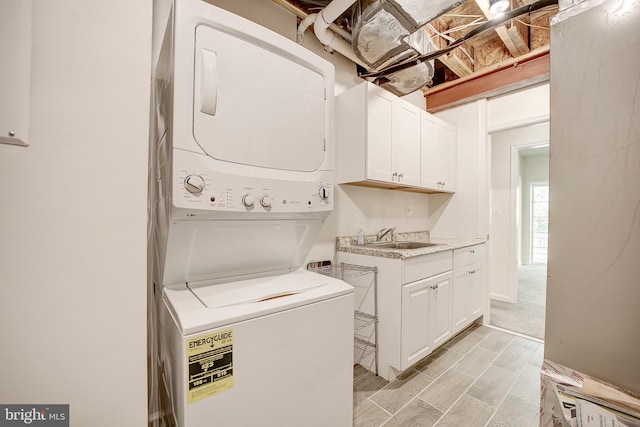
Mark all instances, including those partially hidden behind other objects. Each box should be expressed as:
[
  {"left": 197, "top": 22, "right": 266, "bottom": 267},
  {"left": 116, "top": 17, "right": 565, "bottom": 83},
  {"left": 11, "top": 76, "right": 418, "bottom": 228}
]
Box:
[{"left": 352, "top": 0, "right": 462, "bottom": 95}]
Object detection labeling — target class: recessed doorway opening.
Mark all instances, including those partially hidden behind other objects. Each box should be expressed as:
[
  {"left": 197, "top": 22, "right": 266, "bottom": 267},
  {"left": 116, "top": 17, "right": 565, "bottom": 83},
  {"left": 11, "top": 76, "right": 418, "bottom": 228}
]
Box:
[{"left": 488, "top": 122, "right": 549, "bottom": 341}]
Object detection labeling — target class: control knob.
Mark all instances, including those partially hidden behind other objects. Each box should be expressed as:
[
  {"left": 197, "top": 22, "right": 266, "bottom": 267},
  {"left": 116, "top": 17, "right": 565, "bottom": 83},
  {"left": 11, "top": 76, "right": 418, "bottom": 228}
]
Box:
[
  {"left": 184, "top": 175, "right": 205, "bottom": 195},
  {"left": 260, "top": 195, "right": 272, "bottom": 208},
  {"left": 242, "top": 194, "right": 255, "bottom": 208},
  {"left": 318, "top": 185, "right": 330, "bottom": 201}
]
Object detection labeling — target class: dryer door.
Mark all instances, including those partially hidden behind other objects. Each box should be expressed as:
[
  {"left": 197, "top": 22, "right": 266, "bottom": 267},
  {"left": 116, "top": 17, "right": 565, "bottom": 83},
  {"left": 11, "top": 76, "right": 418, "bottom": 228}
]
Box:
[{"left": 193, "top": 24, "right": 327, "bottom": 172}]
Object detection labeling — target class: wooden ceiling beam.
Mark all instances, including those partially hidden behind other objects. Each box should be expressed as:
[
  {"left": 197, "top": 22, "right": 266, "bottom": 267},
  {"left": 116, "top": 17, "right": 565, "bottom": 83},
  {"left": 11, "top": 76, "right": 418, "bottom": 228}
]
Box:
[
  {"left": 508, "top": 18, "right": 530, "bottom": 55},
  {"left": 474, "top": 0, "right": 524, "bottom": 58},
  {"left": 426, "top": 24, "right": 473, "bottom": 78},
  {"left": 423, "top": 46, "right": 549, "bottom": 112}
]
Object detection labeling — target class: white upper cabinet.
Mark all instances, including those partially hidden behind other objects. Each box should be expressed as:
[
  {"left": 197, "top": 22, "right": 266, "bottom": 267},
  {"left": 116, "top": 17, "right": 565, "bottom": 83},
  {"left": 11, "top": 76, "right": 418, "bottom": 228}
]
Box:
[
  {"left": 420, "top": 111, "right": 457, "bottom": 192},
  {"left": 337, "top": 81, "right": 420, "bottom": 187},
  {"left": 392, "top": 100, "right": 421, "bottom": 186}
]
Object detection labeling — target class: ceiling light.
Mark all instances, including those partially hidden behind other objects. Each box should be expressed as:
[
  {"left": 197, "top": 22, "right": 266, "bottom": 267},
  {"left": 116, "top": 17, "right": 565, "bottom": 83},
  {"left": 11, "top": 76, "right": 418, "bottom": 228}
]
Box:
[{"left": 489, "top": 0, "right": 509, "bottom": 15}]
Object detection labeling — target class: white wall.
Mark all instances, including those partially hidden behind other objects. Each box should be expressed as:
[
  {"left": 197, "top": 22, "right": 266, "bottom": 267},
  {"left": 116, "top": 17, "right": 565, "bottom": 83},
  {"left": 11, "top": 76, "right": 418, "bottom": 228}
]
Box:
[
  {"left": 0, "top": 1, "right": 150, "bottom": 425},
  {"left": 487, "top": 83, "right": 550, "bottom": 132},
  {"left": 430, "top": 101, "right": 487, "bottom": 239}
]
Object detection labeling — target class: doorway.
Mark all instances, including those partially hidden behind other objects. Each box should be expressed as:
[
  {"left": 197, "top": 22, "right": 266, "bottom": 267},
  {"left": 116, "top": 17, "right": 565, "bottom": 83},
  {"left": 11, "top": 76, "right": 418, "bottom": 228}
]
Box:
[{"left": 488, "top": 123, "right": 549, "bottom": 340}]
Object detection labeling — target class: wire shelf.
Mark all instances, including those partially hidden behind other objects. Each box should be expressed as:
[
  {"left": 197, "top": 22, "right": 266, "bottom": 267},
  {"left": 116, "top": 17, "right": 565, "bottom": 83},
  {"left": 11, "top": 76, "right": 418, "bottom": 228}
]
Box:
[
  {"left": 313, "top": 262, "right": 379, "bottom": 375},
  {"left": 314, "top": 263, "right": 377, "bottom": 281},
  {"left": 355, "top": 311, "right": 377, "bottom": 331},
  {"left": 354, "top": 337, "right": 376, "bottom": 361}
]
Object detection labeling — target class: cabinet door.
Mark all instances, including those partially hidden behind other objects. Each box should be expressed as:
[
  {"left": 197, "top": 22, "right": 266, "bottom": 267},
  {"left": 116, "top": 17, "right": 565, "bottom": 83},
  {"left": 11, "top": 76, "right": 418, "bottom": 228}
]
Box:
[
  {"left": 438, "top": 120, "right": 457, "bottom": 192},
  {"left": 420, "top": 111, "right": 439, "bottom": 189},
  {"left": 395, "top": 102, "right": 421, "bottom": 186},
  {"left": 452, "top": 267, "right": 469, "bottom": 334},
  {"left": 467, "top": 261, "right": 485, "bottom": 319},
  {"left": 366, "top": 86, "right": 395, "bottom": 183},
  {"left": 401, "top": 278, "right": 433, "bottom": 370},
  {"left": 432, "top": 272, "right": 453, "bottom": 348}
]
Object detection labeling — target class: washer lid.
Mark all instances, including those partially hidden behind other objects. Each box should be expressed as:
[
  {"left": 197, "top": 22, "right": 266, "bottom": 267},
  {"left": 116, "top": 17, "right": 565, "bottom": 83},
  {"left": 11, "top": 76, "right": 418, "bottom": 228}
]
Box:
[
  {"left": 164, "top": 270, "right": 353, "bottom": 334},
  {"left": 191, "top": 273, "right": 326, "bottom": 308}
]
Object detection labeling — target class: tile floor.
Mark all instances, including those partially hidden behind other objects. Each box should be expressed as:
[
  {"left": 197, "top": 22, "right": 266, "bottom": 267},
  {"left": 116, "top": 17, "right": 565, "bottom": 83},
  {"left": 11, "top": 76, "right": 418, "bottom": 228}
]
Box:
[{"left": 353, "top": 324, "right": 544, "bottom": 427}]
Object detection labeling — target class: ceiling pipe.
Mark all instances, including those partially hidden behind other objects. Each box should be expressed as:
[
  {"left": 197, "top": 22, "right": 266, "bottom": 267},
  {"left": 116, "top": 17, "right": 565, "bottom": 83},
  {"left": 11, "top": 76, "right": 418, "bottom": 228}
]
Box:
[
  {"left": 297, "top": 13, "right": 317, "bottom": 45},
  {"left": 273, "top": 0, "right": 351, "bottom": 42},
  {"left": 274, "top": 0, "right": 371, "bottom": 69},
  {"left": 311, "top": 0, "right": 371, "bottom": 69}
]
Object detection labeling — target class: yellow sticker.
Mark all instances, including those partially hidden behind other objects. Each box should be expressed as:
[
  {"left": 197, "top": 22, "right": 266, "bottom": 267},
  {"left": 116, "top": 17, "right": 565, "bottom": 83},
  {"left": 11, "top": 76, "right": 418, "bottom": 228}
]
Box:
[{"left": 186, "top": 328, "right": 234, "bottom": 404}]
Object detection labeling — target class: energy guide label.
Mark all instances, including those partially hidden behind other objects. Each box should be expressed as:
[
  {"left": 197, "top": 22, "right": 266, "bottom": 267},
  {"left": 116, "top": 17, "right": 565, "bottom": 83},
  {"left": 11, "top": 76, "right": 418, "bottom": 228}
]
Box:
[{"left": 186, "top": 328, "right": 234, "bottom": 404}]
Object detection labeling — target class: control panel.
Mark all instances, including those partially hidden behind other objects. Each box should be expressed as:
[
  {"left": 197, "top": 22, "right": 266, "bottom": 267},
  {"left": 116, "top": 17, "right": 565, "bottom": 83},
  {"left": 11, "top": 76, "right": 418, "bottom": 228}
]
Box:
[{"left": 172, "top": 157, "right": 334, "bottom": 216}]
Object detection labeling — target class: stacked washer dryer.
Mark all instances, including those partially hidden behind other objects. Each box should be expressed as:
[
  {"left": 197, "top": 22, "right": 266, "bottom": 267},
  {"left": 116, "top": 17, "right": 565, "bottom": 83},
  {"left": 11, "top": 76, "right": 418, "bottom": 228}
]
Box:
[{"left": 149, "top": 1, "right": 354, "bottom": 426}]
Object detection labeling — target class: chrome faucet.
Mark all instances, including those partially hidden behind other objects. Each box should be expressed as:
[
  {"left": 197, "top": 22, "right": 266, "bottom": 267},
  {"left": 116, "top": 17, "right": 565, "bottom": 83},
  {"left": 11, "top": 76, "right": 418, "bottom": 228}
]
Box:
[{"left": 376, "top": 227, "right": 395, "bottom": 241}]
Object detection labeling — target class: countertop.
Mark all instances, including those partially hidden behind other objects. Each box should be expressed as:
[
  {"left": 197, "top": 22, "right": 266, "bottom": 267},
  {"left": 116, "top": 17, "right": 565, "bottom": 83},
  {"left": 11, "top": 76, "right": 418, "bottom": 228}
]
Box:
[{"left": 336, "top": 231, "right": 486, "bottom": 260}]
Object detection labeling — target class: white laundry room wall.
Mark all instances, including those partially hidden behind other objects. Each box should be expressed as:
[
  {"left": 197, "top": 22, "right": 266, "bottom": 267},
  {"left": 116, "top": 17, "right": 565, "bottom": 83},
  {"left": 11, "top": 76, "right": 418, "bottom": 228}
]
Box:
[
  {"left": 430, "top": 83, "right": 550, "bottom": 308},
  {"left": 0, "top": 1, "right": 150, "bottom": 425}
]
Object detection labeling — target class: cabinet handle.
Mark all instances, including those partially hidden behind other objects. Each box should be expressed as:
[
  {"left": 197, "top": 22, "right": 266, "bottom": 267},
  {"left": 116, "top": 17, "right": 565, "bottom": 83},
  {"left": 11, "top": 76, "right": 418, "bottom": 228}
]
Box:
[
  {"left": 469, "top": 270, "right": 475, "bottom": 275},
  {"left": 470, "top": 250, "right": 475, "bottom": 254},
  {"left": 398, "top": 173, "right": 404, "bottom": 178}
]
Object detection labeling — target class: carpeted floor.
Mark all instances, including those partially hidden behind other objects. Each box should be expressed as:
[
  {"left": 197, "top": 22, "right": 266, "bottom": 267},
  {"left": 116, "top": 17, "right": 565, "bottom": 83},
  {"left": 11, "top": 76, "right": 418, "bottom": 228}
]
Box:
[{"left": 490, "top": 264, "right": 547, "bottom": 340}]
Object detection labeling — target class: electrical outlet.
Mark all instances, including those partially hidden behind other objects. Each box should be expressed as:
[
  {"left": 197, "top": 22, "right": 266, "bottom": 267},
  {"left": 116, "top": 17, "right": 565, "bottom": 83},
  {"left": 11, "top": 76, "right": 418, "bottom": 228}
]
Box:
[{"left": 405, "top": 205, "right": 413, "bottom": 217}]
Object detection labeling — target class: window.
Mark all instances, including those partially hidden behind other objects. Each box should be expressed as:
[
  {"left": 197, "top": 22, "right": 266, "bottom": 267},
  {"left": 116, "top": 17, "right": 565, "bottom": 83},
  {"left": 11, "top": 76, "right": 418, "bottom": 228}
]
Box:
[{"left": 531, "top": 182, "right": 549, "bottom": 264}]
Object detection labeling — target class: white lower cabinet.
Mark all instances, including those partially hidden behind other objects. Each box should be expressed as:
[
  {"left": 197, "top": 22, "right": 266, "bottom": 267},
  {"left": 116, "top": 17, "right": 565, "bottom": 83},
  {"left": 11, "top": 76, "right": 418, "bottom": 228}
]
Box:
[
  {"left": 452, "top": 244, "right": 486, "bottom": 335},
  {"left": 401, "top": 271, "right": 452, "bottom": 370},
  {"left": 338, "top": 244, "right": 484, "bottom": 380},
  {"left": 467, "top": 262, "right": 485, "bottom": 318},
  {"left": 402, "top": 277, "right": 434, "bottom": 369}
]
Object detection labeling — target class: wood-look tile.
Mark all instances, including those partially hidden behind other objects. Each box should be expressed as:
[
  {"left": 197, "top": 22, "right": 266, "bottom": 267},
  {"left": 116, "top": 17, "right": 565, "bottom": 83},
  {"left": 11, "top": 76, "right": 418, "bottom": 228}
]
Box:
[
  {"left": 529, "top": 343, "right": 545, "bottom": 368},
  {"left": 353, "top": 369, "right": 389, "bottom": 407},
  {"left": 453, "top": 346, "right": 499, "bottom": 378},
  {"left": 435, "top": 394, "right": 494, "bottom": 427},
  {"left": 488, "top": 394, "right": 539, "bottom": 427},
  {"left": 354, "top": 363, "right": 371, "bottom": 380},
  {"left": 510, "top": 364, "right": 542, "bottom": 405},
  {"left": 370, "top": 369, "right": 434, "bottom": 415},
  {"left": 383, "top": 398, "right": 443, "bottom": 427},
  {"left": 418, "top": 368, "right": 475, "bottom": 412},
  {"left": 510, "top": 336, "right": 541, "bottom": 351},
  {"left": 467, "top": 323, "right": 493, "bottom": 337},
  {"left": 466, "top": 365, "right": 517, "bottom": 408},
  {"left": 492, "top": 342, "right": 535, "bottom": 373},
  {"left": 353, "top": 399, "right": 392, "bottom": 427},
  {"left": 444, "top": 329, "right": 485, "bottom": 353},
  {"left": 414, "top": 347, "right": 464, "bottom": 379},
  {"left": 478, "top": 330, "right": 514, "bottom": 353}
]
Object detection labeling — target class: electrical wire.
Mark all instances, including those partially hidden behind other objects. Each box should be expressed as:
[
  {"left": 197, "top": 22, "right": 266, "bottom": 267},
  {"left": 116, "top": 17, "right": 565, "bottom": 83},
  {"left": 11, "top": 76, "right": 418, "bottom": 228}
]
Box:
[
  {"left": 516, "top": 18, "right": 551, "bottom": 30},
  {"left": 359, "top": 0, "right": 558, "bottom": 80},
  {"left": 426, "top": 24, "right": 476, "bottom": 65}
]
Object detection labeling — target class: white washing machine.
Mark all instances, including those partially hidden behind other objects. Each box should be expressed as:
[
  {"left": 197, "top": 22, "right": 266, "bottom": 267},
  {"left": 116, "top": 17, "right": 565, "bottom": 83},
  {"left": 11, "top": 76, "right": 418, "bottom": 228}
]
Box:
[
  {"left": 159, "top": 271, "right": 353, "bottom": 426},
  {"left": 149, "top": 1, "right": 354, "bottom": 426}
]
